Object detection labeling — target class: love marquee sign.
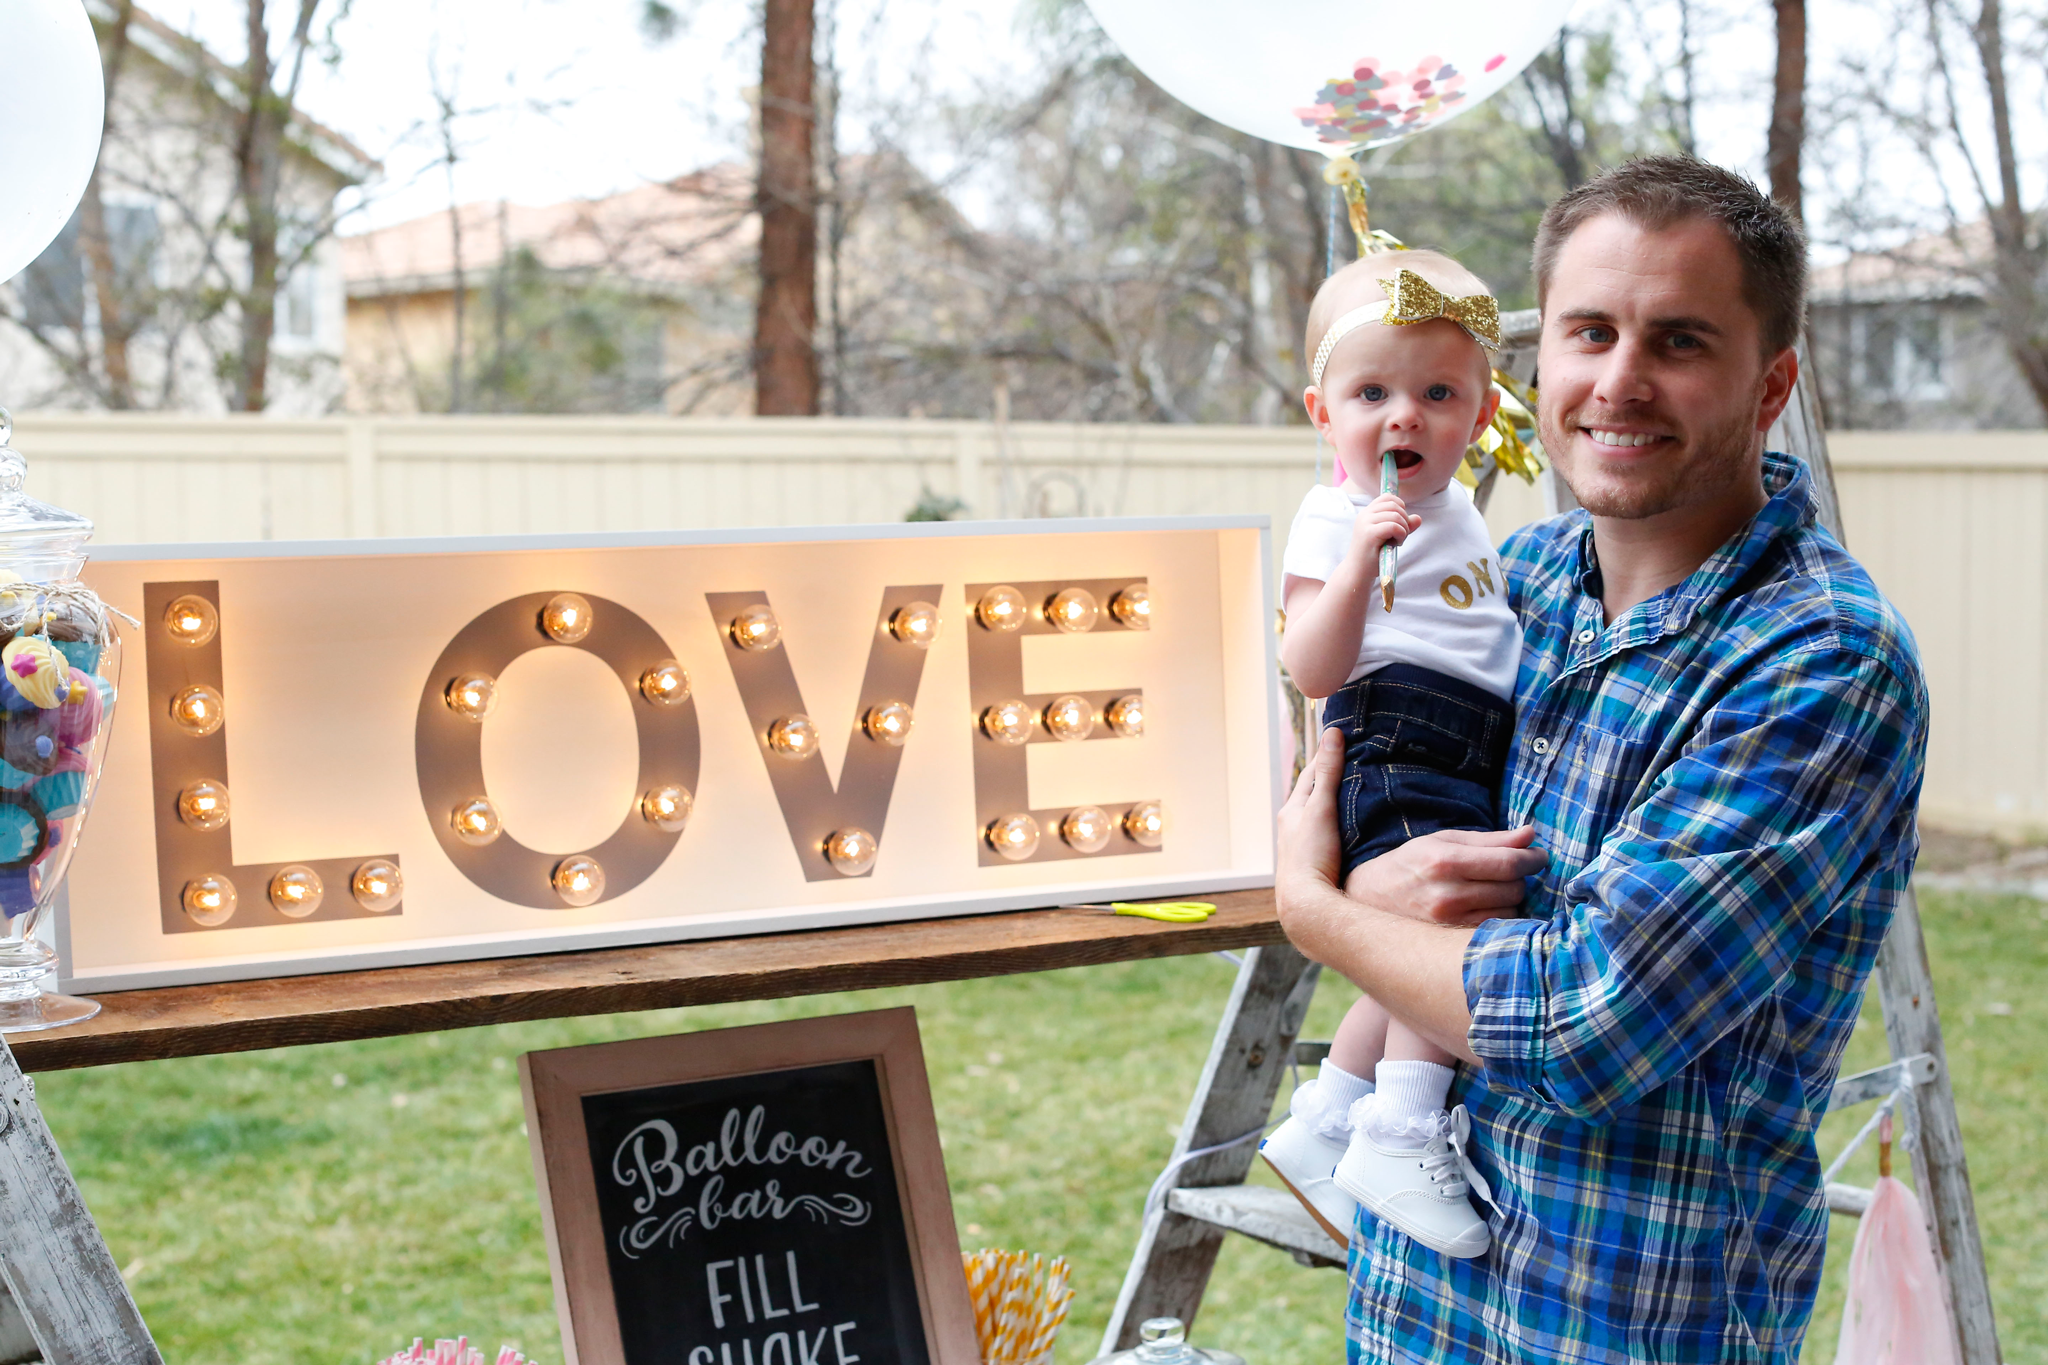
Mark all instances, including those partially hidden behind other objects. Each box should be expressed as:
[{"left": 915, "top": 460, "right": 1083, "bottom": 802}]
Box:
[{"left": 61, "top": 518, "right": 1276, "bottom": 991}]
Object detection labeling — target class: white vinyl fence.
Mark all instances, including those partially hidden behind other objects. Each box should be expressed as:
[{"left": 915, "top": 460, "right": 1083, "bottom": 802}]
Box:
[{"left": 4, "top": 411, "right": 2039, "bottom": 834}]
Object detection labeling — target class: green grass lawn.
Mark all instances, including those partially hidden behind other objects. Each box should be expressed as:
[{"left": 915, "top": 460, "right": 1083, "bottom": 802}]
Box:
[{"left": 30, "top": 886, "right": 2046, "bottom": 1365}]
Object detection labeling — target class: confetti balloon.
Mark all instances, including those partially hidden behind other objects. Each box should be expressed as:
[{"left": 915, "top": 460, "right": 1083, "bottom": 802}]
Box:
[
  {"left": 0, "top": 0, "right": 104, "bottom": 282},
  {"left": 1082, "top": 0, "right": 1573, "bottom": 153}
]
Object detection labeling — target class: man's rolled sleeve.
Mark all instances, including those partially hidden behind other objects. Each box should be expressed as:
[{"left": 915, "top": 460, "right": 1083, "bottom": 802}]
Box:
[{"left": 1459, "top": 639, "right": 1924, "bottom": 1125}]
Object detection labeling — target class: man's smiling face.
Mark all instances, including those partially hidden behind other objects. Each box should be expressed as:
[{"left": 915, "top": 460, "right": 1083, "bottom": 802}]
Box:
[{"left": 1538, "top": 213, "right": 1789, "bottom": 522}]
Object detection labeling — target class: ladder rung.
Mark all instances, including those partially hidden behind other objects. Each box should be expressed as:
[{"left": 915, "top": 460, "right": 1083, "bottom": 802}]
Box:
[
  {"left": 1165, "top": 1184, "right": 1346, "bottom": 1267},
  {"left": 1829, "top": 1052, "right": 1937, "bottom": 1111},
  {"left": 1827, "top": 1181, "right": 1874, "bottom": 1216},
  {"left": 1293, "top": 1039, "right": 1333, "bottom": 1068}
]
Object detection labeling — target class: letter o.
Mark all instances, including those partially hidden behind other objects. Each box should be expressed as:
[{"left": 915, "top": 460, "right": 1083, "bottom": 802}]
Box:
[
  {"left": 1439, "top": 575, "right": 1474, "bottom": 610},
  {"left": 416, "top": 591, "right": 700, "bottom": 908}
]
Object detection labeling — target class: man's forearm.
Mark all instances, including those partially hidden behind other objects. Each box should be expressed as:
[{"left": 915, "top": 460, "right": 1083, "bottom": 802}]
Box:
[{"left": 1287, "top": 878, "right": 1480, "bottom": 1064}]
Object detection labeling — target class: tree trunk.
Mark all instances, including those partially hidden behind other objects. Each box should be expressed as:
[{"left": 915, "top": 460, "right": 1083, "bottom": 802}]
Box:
[
  {"left": 755, "top": 0, "right": 819, "bottom": 416},
  {"left": 232, "top": 0, "right": 282, "bottom": 412},
  {"left": 80, "top": 0, "right": 138, "bottom": 409},
  {"left": 1522, "top": 32, "right": 1589, "bottom": 192},
  {"left": 1768, "top": 0, "right": 1806, "bottom": 218},
  {"left": 1964, "top": 0, "right": 2048, "bottom": 416}
]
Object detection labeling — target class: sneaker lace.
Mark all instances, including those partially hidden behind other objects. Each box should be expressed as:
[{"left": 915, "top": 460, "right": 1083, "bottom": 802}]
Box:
[{"left": 1419, "top": 1106, "right": 1497, "bottom": 1210}]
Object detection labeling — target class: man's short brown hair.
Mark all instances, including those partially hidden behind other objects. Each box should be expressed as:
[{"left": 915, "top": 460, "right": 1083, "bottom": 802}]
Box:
[{"left": 1532, "top": 156, "right": 1808, "bottom": 355}]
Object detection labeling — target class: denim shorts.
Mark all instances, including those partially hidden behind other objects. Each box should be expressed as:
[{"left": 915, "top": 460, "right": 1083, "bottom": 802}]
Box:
[{"left": 1319, "top": 662, "right": 1515, "bottom": 880}]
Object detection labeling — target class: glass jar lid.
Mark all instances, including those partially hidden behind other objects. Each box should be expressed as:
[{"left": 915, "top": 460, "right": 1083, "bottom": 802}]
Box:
[
  {"left": 1087, "top": 1318, "right": 1247, "bottom": 1365},
  {"left": 0, "top": 408, "right": 94, "bottom": 572}
]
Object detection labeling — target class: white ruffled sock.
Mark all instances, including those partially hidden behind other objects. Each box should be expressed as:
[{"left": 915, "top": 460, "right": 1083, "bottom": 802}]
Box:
[
  {"left": 1293, "top": 1059, "right": 1375, "bottom": 1135},
  {"left": 1360, "top": 1060, "right": 1454, "bottom": 1145}
]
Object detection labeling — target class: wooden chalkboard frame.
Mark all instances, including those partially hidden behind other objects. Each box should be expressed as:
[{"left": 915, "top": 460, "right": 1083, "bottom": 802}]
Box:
[{"left": 519, "top": 1006, "right": 979, "bottom": 1365}]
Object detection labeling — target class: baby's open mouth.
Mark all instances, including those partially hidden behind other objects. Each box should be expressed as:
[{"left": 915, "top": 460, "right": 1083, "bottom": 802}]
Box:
[{"left": 1383, "top": 448, "right": 1425, "bottom": 471}]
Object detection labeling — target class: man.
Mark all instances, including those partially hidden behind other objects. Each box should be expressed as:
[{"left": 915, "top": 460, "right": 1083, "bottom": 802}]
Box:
[{"left": 1274, "top": 156, "right": 1928, "bottom": 1364}]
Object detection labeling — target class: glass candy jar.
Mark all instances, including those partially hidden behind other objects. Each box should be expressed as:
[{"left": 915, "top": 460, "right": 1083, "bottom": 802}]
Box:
[{"left": 0, "top": 411, "right": 124, "bottom": 1030}]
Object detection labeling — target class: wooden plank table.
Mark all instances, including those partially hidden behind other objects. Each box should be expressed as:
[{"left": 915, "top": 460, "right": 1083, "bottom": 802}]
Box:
[{"left": 11, "top": 890, "right": 1284, "bottom": 1072}]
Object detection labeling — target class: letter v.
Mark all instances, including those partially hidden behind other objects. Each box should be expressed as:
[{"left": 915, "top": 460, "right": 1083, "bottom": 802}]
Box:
[{"left": 709, "top": 587, "right": 940, "bottom": 881}]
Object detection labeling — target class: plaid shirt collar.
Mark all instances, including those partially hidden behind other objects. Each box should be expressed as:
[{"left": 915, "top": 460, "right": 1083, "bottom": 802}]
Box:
[{"left": 1568, "top": 450, "right": 1816, "bottom": 651}]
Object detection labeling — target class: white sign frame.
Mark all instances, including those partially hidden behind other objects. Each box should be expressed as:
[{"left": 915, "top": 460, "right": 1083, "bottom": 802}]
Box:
[{"left": 61, "top": 516, "right": 1278, "bottom": 992}]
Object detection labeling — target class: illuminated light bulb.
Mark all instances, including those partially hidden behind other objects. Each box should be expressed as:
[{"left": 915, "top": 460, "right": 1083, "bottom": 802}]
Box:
[
  {"left": 1123, "top": 801, "right": 1166, "bottom": 848},
  {"left": 1106, "top": 693, "right": 1145, "bottom": 738},
  {"left": 176, "top": 779, "right": 230, "bottom": 831},
  {"left": 824, "top": 827, "right": 879, "bottom": 876},
  {"left": 1110, "top": 582, "right": 1152, "bottom": 630},
  {"left": 767, "top": 714, "right": 820, "bottom": 759},
  {"left": 540, "top": 592, "right": 594, "bottom": 643},
  {"left": 450, "top": 797, "right": 502, "bottom": 847},
  {"left": 889, "top": 601, "right": 942, "bottom": 648},
  {"left": 1043, "top": 694, "right": 1096, "bottom": 742},
  {"left": 182, "top": 873, "right": 237, "bottom": 927},
  {"left": 641, "top": 783, "right": 693, "bottom": 833},
  {"left": 975, "top": 585, "right": 1028, "bottom": 632},
  {"left": 269, "top": 865, "right": 324, "bottom": 918},
  {"left": 445, "top": 672, "right": 498, "bottom": 722},
  {"left": 170, "top": 684, "right": 225, "bottom": 737},
  {"left": 163, "top": 594, "right": 219, "bottom": 647},
  {"left": 1045, "top": 587, "right": 1101, "bottom": 633},
  {"left": 1061, "top": 805, "right": 1115, "bottom": 854},
  {"left": 553, "top": 854, "right": 606, "bottom": 907},
  {"left": 351, "top": 859, "right": 404, "bottom": 912},
  {"left": 863, "top": 701, "right": 914, "bottom": 746},
  {"left": 640, "top": 659, "right": 690, "bottom": 707},
  {"left": 730, "top": 603, "right": 782, "bottom": 651},
  {"left": 985, "top": 812, "right": 1041, "bottom": 862},
  {"left": 980, "top": 699, "right": 1034, "bottom": 746}
]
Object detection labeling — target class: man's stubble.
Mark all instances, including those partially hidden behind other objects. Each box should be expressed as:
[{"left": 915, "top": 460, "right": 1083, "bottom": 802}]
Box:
[{"left": 1541, "top": 395, "right": 1764, "bottom": 523}]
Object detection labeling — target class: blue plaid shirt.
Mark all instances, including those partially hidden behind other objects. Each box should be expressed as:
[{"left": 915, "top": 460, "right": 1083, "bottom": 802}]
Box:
[{"left": 1346, "top": 452, "right": 1928, "bottom": 1364}]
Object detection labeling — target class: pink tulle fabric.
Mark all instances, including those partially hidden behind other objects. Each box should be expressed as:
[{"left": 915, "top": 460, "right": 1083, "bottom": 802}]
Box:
[{"left": 1833, "top": 1175, "right": 1959, "bottom": 1365}]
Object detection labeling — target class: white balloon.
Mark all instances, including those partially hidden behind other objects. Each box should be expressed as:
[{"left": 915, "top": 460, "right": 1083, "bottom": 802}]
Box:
[
  {"left": 1083, "top": 0, "right": 1572, "bottom": 154},
  {"left": 0, "top": 0, "right": 103, "bottom": 284}
]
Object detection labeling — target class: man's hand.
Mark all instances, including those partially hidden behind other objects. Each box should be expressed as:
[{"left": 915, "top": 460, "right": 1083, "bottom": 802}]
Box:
[
  {"left": 1276, "top": 727, "right": 1550, "bottom": 972},
  {"left": 1275, "top": 726, "right": 1347, "bottom": 910},
  {"left": 1351, "top": 826, "right": 1549, "bottom": 926}
]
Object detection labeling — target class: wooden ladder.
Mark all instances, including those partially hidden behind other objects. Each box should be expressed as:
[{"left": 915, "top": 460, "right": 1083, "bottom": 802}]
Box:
[{"left": 1104, "top": 344, "right": 2004, "bottom": 1363}]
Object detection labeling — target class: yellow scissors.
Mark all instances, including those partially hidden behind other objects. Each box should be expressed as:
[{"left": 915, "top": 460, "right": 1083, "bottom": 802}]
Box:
[{"left": 1062, "top": 900, "right": 1217, "bottom": 923}]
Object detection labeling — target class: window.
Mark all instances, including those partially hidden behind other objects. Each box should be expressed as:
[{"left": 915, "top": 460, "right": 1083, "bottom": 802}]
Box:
[
  {"left": 21, "top": 210, "right": 84, "bottom": 331},
  {"left": 17, "top": 203, "right": 158, "bottom": 333},
  {"left": 280, "top": 259, "right": 318, "bottom": 339},
  {"left": 1860, "top": 305, "right": 1948, "bottom": 402}
]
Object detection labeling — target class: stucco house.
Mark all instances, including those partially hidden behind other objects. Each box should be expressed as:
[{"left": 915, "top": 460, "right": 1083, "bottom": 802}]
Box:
[
  {"left": 0, "top": 2, "right": 374, "bottom": 414},
  {"left": 1809, "top": 220, "right": 2046, "bottom": 430},
  {"left": 341, "top": 166, "right": 757, "bottom": 416}
]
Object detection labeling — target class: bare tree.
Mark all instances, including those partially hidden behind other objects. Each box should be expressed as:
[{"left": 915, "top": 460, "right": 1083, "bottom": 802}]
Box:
[
  {"left": 231, "top": 0, "right": 329, "bottom": 412},
  {"left": 1769, "top": 0, "right": 1806, "bottom": 217},
  {"left": 76, "top": 0, "right": 142, "bottom": 409},
  {"left": 1821, "top": 0, "right": 2048, "bottom": 417},
  {"left": 756, "top": 0, "right": 819, "bottom": 414}
]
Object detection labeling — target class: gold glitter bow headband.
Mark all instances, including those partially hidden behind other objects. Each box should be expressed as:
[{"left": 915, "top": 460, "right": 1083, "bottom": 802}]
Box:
[{"left": 1310, "top": 268, "right": 1503, "bottom": 386}]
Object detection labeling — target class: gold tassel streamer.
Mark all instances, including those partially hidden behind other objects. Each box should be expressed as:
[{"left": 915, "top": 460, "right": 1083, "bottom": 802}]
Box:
[
  {"left": 1321, "top": 154, "right": 1406, "bottom": 257},
  {"left": 1460, "top": 370, "right": 1545, "bottom": 488}
]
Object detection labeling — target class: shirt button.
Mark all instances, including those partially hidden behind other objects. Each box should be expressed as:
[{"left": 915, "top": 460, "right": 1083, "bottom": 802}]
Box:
[
  {"left": 1577, "top": 628, "right": 1596, "bottom": 643},
  {"left": 1531, "top": 737, "right": 1551, "bottom": 755}
]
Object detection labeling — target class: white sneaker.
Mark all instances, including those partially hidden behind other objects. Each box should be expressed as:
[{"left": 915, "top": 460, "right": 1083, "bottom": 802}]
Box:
[
  {"left": 1332, "top": 1098, "right": 1493, "bottom": 1259},
  {"left": 1258, "top": 1081, "right": 1359, "bottom": 1244}
]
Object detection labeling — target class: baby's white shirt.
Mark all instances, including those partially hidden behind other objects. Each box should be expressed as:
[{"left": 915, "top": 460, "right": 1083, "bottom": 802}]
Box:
[{"left": 1282, "top": 479, "right": 1522, "bottom": 700}]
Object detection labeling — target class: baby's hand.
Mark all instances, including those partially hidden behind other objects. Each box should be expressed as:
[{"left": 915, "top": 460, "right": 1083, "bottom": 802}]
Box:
[{"left": 1348, "top": 492, "right": 1421, "bottom": 568}]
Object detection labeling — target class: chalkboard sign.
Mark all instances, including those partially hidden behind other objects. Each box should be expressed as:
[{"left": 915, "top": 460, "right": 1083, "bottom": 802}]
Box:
[{"left": 520, "top": 1008, "right": 979, "bottom": 1365}]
